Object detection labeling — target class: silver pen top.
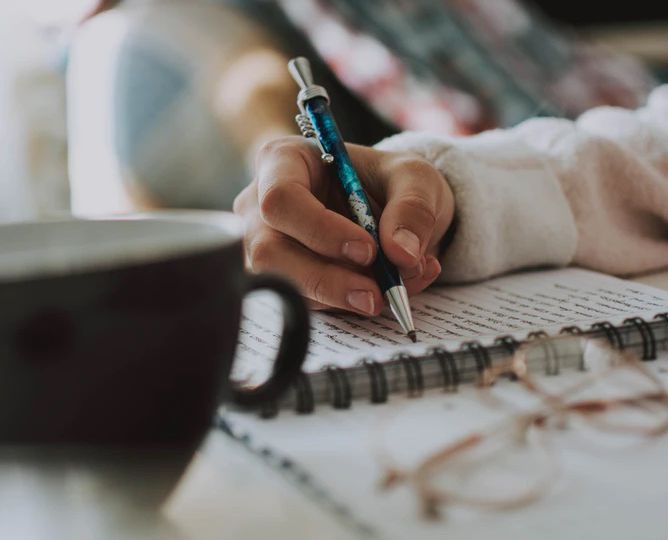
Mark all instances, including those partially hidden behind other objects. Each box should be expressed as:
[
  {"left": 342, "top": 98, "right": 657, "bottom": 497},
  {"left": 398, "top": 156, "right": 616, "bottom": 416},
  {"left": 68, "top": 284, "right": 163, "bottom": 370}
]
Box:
[
  {"left": 287, "top": 57, "right": 315, "bottom": 89},
  {"left": 288, "top": 57, "right": 330, "bottom": 112}
]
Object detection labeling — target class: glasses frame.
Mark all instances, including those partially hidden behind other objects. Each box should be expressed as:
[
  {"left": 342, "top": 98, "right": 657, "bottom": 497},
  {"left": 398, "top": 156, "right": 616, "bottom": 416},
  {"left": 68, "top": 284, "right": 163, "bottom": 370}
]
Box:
[{"left": 375, "top": 338, "right": 668, "bottom": 519}]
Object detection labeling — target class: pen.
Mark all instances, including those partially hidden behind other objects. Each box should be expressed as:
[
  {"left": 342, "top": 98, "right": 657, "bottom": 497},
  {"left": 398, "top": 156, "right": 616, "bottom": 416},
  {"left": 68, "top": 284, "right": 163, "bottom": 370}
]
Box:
[{"left": 288, "top": 57, "right": 416, "bottom": 342}]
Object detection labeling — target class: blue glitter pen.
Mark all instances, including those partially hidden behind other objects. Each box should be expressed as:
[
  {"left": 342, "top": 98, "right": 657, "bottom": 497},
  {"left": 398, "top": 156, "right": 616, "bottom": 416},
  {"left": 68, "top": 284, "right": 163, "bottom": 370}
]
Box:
[{"left": 288, "top": 57, "right": 416, "bottom": 342}]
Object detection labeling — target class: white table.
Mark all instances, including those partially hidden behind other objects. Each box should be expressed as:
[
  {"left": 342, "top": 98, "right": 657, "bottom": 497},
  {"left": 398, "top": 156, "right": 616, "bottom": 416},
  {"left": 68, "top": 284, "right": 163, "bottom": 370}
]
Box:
[{"left": 2, "top": 271, "right": 668, "bottom": 540}]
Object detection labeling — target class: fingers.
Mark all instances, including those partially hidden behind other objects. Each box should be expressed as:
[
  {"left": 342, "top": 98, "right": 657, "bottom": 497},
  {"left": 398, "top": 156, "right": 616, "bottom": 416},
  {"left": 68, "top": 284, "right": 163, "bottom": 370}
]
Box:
[
  {"left": 236, "top": 137, "right": 454, "bottom": 313},
  {"left": 401, "top": 255, "right": 442, "bottom": 296},
  {"left": 255, "top": 137, "right": 376, "bottom": 266},
  {"left": 237, "top": 203, "right": 441, "bottom": 312},
  {"left": 377, "top": 157, "right": 453, "bottom": 269},
  {"left": 246, "top": 228, "right": 383, "bottom": 316}
]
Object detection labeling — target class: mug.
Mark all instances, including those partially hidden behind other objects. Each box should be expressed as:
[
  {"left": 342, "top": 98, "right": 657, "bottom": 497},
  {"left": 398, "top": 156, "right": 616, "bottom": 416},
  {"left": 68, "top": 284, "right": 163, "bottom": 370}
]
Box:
[{"left": 0, "top": 210, "right": 309, "bottom": 449}]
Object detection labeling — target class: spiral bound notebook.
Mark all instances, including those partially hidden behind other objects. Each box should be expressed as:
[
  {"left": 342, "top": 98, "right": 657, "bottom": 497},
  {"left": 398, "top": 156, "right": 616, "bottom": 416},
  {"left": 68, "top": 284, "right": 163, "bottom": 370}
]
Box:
[{"left": 234, "top": 268, "right": 668, "bottom": 414}]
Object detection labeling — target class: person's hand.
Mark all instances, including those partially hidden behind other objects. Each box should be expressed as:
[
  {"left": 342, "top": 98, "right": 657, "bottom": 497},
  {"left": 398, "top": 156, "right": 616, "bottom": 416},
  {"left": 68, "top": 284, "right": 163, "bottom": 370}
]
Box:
[{"left": 234, "top": 136, "right": 455, "bottom": 316}]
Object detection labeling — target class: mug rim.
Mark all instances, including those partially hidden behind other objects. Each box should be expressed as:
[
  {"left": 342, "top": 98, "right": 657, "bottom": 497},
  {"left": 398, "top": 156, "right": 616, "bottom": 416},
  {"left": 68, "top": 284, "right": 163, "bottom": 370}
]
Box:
[{"left": 0, "top": 210, "right": 243, "bottom": 283}]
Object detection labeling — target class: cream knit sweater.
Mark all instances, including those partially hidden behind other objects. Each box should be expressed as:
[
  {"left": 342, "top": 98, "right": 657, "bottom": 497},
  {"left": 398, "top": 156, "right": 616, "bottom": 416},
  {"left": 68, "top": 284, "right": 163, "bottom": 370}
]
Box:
[{"left": 377, "top": 86, "right": 668, "bottom": 283}]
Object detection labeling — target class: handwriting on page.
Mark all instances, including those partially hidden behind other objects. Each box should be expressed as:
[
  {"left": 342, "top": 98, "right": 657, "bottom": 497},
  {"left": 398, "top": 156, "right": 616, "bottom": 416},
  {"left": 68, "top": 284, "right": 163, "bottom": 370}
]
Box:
[{"left": 234, "top": 269, "right": 668, "bottom": 379}]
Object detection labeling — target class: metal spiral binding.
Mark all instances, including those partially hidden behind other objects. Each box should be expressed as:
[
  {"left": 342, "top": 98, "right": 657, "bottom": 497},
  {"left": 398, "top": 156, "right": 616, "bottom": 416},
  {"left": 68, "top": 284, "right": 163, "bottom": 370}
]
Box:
[
  {"left": 252, "top": 314, "right": 667, "bottom": 416},
  {"left": 538, "top": 339, "right": 562, "bottom": 375},
  {"left": 493, "top": 335, "right": 521, "bottom": 380},
  {"left": 395, "top": 353, "right": 424, "bottom": 397},
  {"left": 294, "top": 113, "right": 334, "bottom": 164},
  {"left": 259, "top": 400, "right": 279, "bottom": 420},
  {"left": 362, "top": 359, "right": 388, "bottom": 404},
  {"left": 460, "top": 341, "right": 491, "bottom": 380},
  {"left": 494, "top": 335, "right": 520, "bottom": 356},
  {"left": 325, "top": 366, "right": 352, "bottom": 409},
  {"left": 294, "top": 372, "right": 315, "bottom": 414},
  {"left": 654, "top": 313, "right": 668, "bottom": 323},
  {"left": 560, "top": 325, "right": 583, "bottom": 335},
  {"left": 430, "top": 347, "right": 459, "bottom": 392},
  {"left": 623, "top": 317, "right": 656, "bottom": 360},
  {"left": 590, "top": 321, "right": 624, "bottom": 350}
]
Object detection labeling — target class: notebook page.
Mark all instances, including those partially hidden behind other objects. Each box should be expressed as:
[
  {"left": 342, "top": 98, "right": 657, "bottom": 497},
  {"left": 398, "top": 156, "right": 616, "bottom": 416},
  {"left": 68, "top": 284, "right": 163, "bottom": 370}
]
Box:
[
  {"left": 234, "top": 268, "right": 668, "bottom": 382},
  {"left": 224, "top": 353, "right": 668, "bottom": 540}
]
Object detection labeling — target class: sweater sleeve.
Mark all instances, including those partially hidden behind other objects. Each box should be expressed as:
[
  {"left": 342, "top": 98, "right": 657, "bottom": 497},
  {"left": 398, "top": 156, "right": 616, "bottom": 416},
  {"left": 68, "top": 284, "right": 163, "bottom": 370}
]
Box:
[{"left": 375, "top": 86, "right": 668, "bottom": 283}]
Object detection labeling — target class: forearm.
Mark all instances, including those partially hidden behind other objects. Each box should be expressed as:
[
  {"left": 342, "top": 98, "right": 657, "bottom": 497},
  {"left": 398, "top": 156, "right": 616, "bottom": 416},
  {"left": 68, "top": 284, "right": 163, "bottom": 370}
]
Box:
[{"left": 376, "top": 86, "right": 668, "bottom": 282}]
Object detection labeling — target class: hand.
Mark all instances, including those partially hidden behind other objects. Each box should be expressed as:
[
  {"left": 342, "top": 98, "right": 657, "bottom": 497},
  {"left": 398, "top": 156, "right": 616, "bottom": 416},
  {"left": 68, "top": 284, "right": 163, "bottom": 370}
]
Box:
[{"left": 234, "top": 136, "right": 455, "bottom": 316}]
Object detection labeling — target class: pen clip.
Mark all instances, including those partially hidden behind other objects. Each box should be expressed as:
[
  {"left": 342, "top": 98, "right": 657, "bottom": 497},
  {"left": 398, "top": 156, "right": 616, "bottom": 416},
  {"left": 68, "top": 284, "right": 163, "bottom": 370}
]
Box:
[{"left": 295, "top": 113, "right": 334, "bottom": 164}]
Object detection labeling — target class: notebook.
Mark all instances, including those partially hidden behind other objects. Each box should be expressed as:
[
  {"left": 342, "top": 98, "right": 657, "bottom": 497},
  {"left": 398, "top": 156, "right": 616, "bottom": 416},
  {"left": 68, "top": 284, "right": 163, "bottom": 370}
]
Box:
[
  {"left": 218, "top": 354, "right": 668, "bottom": 540},
  {"left": 207, "top": 269, "right": 668, "bottom": 539},
  {"left": 234, "top": 268, "right": 668, "bottom": 414}
]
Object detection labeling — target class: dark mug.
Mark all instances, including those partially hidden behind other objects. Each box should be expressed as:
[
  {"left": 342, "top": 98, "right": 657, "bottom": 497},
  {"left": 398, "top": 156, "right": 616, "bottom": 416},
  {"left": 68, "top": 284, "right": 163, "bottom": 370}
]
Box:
[{"left": 0, "top": 211, "right": 309, "bottom": 450}]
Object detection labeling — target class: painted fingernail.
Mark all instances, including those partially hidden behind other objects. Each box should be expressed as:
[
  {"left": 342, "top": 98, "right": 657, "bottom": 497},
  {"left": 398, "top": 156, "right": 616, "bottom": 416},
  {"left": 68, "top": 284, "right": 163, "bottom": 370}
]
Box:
[
  {"left": 393, "top": 228, "right": 420, "bottom": 259},
  {"left": 343, "top": 241, "right": 373, "bottom": 265},
  {"left": 347, "top": 290, "right": 375, "bottom": 315}
]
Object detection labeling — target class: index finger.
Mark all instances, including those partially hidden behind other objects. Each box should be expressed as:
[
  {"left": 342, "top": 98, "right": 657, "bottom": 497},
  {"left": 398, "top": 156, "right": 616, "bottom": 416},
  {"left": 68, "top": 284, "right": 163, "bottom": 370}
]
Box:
[{"left": 255, "top": 137, "right": 377, "bottom": 266}]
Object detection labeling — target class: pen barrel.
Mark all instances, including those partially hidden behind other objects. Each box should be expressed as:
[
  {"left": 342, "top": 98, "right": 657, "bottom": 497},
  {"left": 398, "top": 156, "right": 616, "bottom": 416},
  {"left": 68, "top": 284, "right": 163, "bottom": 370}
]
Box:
[{"left": 304, "top": 97, "right": 401, "bottom": 293}]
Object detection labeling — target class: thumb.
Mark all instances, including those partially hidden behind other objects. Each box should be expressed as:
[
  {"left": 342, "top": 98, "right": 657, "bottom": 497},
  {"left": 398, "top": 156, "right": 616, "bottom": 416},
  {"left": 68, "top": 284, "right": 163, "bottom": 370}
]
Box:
[{"left": 378, "top": 159, "right": 448, "bottom": 269}]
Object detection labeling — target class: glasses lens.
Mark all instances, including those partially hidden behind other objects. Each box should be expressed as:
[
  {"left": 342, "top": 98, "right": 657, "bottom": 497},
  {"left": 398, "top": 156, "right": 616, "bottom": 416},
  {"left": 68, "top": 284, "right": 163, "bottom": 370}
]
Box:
[
  {"left": 375, "top": 393, "right": 555, "bottom": 511},
  {"left": 423, "top": 419, "right": 555, "bottom": 508}
]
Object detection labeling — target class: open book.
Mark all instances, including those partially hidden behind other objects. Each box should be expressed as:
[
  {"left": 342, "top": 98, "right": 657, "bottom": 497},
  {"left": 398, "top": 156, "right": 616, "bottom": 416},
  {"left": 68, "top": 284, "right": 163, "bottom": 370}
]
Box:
[
  {"left": 234, "top": 268, "right": 668, "bottom": 413},
  {"left": 214, "top": 269, "right": 668, "bottom": 539}
]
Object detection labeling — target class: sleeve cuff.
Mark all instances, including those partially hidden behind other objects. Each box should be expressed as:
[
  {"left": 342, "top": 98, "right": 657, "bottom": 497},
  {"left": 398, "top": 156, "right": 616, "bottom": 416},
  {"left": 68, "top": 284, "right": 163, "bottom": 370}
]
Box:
[{"left": 376, "top": 131, "right": 578, "bottom": 283}]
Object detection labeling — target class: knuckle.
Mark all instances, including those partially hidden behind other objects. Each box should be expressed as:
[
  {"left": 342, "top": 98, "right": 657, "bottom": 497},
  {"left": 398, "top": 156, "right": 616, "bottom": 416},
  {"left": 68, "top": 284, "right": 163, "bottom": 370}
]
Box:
[
  {"left": 255, "top": 136, "right": 307, "bottom": 164},
  {"left": 399, "top": 193, "right": 438, "bottom": 229},
  {"left": 389, "top": 157, "right": 446, "bottom": 226},
  {"left": 232, "top": 185, "right": 253, "bottom": 214},
  {"left": 246, "top": 235, "right": 276, "bottom": 272},
  {"left": 394, "top": 156, "right": 435, "bottom": 178},
  {"left": 302, "top": 212, "right": 331, "bottom": 251},
  {"left": 256, "top": 138, "right": 288, "bottom": 162},
  {"left": 302, "top": 268, "right": 331, "bottom": 305},
  {"left": 232, "top": 194, "right": 243, "bottom": 215},
  {"left": 259, "top": 183, "right": 290, "bottom": 223}
]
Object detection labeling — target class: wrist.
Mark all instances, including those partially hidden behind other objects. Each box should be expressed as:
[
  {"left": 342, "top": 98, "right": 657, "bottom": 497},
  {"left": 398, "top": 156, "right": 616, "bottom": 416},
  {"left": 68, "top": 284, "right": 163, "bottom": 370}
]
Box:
[{"left": 376, "top": 131, "right": 578, "bottom": 282}]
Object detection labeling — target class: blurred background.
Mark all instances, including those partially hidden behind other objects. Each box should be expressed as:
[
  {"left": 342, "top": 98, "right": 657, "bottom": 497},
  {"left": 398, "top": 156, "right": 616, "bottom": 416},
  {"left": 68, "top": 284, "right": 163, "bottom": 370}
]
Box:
[{"left": 2, "top": 0, "right": 667, "bottom": 224}]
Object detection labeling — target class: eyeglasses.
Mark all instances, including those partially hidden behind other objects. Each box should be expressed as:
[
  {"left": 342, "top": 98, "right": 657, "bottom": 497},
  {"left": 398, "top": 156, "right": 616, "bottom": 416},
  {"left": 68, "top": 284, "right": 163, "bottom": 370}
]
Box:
[{"left": 373, "top": 338, "right": 668, "bottom": 519}]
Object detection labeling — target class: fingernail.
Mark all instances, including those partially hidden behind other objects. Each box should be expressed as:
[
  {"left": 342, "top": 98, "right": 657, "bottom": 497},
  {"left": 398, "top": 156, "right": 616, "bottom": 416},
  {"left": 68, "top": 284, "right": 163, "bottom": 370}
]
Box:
[
  {"left": 347, "top": 290, "right": 375, "bottom": 315},
  {"left": 343, "top": 241, "right": 373, "bottom": 265},
  {"left": 393, "top": 228, "right": 420, "bottom": 259},
  {"left": 424, "top": 256, "right": 442, "bottom": 280}
]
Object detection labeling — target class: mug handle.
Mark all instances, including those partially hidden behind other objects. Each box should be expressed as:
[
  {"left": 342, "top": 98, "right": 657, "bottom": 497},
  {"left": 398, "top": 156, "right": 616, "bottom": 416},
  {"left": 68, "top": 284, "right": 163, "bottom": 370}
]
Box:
[{"left": 230, "top": 274, "right": 310, "bottom": 407}]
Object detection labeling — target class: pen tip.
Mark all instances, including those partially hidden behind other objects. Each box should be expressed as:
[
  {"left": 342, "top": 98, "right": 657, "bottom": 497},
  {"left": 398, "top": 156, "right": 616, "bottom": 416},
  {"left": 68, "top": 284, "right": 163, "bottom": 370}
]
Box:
[{"left": 408, "top": 331, "right": 417, "bottom": 343}]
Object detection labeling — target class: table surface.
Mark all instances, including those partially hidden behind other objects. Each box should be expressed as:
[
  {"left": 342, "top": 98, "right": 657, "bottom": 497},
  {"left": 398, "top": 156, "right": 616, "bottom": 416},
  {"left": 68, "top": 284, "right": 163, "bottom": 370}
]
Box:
[{"left": 2, "top": 270, "right": 667, "bottom": 540}]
